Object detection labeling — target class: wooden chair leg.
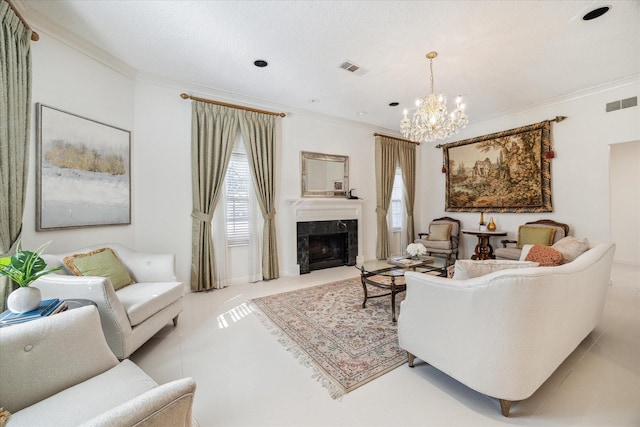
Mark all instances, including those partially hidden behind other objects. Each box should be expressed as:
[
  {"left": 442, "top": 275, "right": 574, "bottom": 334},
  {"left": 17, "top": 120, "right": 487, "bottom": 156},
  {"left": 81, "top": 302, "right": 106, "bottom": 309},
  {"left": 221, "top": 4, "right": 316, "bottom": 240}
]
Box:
[
  {"left": 172, "top": 314, "right": 180, "bottom": 327},
  {"left": 499, "top": 399, "right": 512, "bottom": 417}
]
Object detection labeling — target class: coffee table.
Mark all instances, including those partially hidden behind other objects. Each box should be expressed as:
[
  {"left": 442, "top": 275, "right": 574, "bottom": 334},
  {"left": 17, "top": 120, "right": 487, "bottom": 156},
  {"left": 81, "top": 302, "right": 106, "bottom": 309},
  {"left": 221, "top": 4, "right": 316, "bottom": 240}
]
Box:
[{"left": 356, "top": 257, "right": 447, "bottom": 322}]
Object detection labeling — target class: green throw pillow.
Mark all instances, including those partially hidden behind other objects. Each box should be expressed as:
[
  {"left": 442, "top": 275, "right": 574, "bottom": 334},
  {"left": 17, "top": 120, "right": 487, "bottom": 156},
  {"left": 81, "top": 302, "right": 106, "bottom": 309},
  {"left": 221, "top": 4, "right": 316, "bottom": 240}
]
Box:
[
  {"left": 517, "top": 226, "right": 556, "bottom": 249},
  {"left": 427, "top": 223, "right": 452, "bottom": 241},
  {"left": 63, "top": 248, "right": 134, "bottom": 290}
]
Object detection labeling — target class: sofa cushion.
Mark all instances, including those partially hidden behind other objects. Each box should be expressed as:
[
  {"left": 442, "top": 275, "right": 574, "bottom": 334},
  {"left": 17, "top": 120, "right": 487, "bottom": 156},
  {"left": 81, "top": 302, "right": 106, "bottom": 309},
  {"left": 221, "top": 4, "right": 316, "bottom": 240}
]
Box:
[
  {"left": 517, "top": 225, "right": 556, "bottom": 249},
  {"left": 453, "top": 259, "right": 539, "bottom": 280},
  {"left": 117, "top": 281, "right": 183, "bottom": 326},
  {"left": 525, "top": 244, "right": 564, "bottom": 266},
  {"left": 7, "top": 360, "right": 157, "bottom": 426},
  {"left": 427, "top": 223, "right": 452, "bottom": 241},
  {"left": 552, "top": 236, "right": 590, "bottom": 263},
  {"left": 63, "top": 248, "right": 135, "bottom": 290}
]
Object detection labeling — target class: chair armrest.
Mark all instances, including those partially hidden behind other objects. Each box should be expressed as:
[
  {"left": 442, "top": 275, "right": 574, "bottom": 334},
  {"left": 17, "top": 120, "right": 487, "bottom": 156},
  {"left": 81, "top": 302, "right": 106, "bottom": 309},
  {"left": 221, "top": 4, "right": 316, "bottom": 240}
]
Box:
[
  {"left": 0, "top": 306, "right": 118, "bottom": 413},
  {"left": 33, "top": 275, "right": 132, "bottom": 359},
  {"left": 418, "top": 233, "right": 429, "bottom": 239},
  {"left": 501, "top": 239, "right": 517, "bottom": 248},
  {"left": 79, "top": 377, "right": 197, "bottom": 427}
]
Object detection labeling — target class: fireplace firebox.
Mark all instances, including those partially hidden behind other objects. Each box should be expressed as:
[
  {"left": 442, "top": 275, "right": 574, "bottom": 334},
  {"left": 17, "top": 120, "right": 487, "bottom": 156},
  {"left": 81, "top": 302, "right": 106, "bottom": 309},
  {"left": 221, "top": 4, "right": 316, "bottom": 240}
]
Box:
[{"left": 297, "top": 220, "right": 357, "bottom": 274}]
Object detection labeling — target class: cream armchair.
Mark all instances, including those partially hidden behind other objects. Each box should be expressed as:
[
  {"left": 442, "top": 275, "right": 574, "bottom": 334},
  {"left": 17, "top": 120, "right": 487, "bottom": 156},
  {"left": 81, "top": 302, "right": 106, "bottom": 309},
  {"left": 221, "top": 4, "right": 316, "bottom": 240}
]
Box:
[
  {"left": 414, "top": 216, "right": 461, "bottom": 263},
  {"left": 0, "top": 305, "right": 196, "bottom": 426},
  {"left": 35, "top": 243, "right": 184, "bottom": 359}
]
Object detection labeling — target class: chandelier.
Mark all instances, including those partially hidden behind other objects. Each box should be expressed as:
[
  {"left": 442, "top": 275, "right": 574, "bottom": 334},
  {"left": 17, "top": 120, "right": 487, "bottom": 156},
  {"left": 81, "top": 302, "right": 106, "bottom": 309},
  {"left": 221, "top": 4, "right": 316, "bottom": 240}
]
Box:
[{"left": 400, "top": 51, "right": 468, "bottom": 143}]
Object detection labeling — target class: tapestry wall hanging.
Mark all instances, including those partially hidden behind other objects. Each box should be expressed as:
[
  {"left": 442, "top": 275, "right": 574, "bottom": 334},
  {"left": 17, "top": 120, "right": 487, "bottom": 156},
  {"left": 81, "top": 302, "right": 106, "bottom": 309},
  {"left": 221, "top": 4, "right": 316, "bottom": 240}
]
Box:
[
  {"left": 444, "top": 120, "right": 552, "bottom": 213},
  {"left": 36, "top": 104, "right": 131, "bottom": 230}
]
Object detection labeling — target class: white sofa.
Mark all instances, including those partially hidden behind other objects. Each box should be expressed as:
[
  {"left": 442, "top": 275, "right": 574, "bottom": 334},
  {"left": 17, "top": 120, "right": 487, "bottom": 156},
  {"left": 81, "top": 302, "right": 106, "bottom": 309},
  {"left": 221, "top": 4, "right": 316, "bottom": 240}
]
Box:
[
  {"left": 35, "top": 243, "right": 184, "bottom": 359},
  {"left": 397, "top": 241, "right": 615, "bottom": 416},
  {"left": 0, "top": 305, "right": 196, "bottom": 427}
]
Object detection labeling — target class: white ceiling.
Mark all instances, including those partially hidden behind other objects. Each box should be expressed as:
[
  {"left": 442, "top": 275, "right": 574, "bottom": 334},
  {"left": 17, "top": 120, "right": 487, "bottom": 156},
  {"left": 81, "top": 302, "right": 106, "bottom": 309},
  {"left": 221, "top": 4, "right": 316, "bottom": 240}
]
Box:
[{"left": 18, "top": 0, "right": 640, "bottom": 132}]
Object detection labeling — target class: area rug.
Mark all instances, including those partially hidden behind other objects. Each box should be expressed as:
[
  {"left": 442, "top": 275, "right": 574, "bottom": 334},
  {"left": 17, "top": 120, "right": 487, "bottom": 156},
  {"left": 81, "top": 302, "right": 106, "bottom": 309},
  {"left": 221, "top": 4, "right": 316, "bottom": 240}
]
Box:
[{"left": 251, "top": 276, "right": 406, "bottom": 399}]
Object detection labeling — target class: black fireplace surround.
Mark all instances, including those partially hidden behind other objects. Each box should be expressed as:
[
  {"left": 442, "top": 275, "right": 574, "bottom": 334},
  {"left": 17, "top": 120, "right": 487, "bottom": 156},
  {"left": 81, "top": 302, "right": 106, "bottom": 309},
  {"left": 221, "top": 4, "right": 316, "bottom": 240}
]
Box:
[{"left": 297, "top": 220, "right": 357, "bottom": 274}]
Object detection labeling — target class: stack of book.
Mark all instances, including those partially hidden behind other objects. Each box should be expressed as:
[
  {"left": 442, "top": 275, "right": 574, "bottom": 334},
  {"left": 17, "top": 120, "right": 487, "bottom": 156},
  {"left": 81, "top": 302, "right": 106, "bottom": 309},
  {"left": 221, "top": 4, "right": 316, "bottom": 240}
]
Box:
[{"left": 0, "top": 298, "right": 68, "bottom": 326}]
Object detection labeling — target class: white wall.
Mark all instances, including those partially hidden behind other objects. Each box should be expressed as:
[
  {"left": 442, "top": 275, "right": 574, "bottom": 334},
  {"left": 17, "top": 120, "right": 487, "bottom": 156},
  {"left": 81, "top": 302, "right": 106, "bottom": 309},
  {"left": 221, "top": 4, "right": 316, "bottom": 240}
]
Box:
[
  {"left": 417, "top": 79, "right": 640, "bottom": 260},
  {"left": 21, "top": 33, "right": 639, "bottom": 285},
  {"left": 610, "top": 140, "right": 640, "bottom": 265},
  {"left": 23, "top": 35, "right": 136, "bottom": 253}
]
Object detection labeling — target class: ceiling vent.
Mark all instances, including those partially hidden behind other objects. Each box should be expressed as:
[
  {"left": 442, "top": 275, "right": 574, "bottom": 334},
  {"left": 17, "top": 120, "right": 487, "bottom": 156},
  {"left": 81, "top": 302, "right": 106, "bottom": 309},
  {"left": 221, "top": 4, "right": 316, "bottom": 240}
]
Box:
[
  {"left": 340, "top": 61, "right": 360, "bottom": 73},
  {"left": 606, "top": 96, "right": 638, "bottom": 112}
]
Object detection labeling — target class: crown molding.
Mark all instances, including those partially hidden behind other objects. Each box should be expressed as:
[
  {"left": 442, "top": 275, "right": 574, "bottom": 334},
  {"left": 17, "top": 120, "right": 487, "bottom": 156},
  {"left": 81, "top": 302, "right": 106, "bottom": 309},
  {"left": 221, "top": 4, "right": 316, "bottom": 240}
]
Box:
[{"left": 13, "top": 0, "right": 136, "bottom": 79}]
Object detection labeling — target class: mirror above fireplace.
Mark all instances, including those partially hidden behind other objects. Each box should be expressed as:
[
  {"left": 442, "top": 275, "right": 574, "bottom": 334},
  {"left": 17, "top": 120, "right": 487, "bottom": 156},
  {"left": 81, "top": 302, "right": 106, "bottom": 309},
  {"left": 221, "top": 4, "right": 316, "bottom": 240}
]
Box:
[{"left": 301, "top": 151, "right": 349, "bottom": 198}]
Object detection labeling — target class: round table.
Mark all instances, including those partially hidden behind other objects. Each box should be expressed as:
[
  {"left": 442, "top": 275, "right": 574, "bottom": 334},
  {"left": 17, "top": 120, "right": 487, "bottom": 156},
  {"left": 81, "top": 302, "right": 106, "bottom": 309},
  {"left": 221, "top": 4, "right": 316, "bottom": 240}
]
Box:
[{"left": 462, "top": 229, "right": 508, "bottom": 260}]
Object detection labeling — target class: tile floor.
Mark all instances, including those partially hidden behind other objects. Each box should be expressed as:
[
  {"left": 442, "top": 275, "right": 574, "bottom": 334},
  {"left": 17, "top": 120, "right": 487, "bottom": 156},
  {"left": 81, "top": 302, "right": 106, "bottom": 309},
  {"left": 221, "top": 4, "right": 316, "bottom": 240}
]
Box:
[{"left": 130, "top": 263, "right": 640, "bottom": 427}]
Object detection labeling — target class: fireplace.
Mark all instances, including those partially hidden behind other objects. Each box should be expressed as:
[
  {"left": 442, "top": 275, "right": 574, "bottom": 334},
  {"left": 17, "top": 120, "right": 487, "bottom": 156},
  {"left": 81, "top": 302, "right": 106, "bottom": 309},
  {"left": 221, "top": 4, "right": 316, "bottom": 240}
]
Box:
[{"left": 297, "top": 220, "right": 357, "bottom": 274}]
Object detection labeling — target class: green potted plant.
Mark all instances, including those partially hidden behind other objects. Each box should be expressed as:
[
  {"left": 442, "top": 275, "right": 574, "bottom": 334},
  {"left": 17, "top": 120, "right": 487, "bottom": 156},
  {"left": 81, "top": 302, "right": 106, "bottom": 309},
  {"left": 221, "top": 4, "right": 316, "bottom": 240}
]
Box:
[{"left": 0, "top": 241, "right": 61, "bottom": 313}]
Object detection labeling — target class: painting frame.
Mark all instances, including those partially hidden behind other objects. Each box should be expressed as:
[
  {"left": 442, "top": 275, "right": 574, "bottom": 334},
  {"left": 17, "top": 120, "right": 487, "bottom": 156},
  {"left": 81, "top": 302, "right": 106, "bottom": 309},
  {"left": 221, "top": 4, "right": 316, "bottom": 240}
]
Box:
[
  {"left": 36, "top": 103, "right": 132, "bottom": 230},
  {"left": 444, "top": 120, "right": 552, "bottom": 213}
]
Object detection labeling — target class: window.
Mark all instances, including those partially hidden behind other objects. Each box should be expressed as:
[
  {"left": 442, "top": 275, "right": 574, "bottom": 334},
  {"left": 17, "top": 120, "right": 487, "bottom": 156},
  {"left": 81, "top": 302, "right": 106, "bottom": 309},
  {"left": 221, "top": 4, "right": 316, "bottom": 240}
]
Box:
[
  {"left": 390, "top": 167, "right": 403, "bottom": 231},
  {"left": 225, "top": 145, "right": 250, "bottom": 246}
]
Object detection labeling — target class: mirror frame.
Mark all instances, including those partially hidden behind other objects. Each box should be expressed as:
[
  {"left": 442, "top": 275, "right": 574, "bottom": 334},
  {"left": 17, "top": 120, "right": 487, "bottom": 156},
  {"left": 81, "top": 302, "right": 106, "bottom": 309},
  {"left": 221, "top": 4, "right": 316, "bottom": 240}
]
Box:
[{"left": 301, "top": 151, "right": 349, "bottom": 198}]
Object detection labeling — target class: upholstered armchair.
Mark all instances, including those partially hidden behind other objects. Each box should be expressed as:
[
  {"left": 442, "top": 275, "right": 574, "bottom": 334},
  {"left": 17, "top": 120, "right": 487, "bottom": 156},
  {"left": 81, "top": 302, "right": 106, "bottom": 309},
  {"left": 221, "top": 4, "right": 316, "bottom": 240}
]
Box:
[
  {"left": 494, "top": 219, "right": 569, "bottom": 260},
  {"left": 414, "top": 217, "right": 461, "bottom": 263},
  {"left": 0, "top": 305, "right": 196, "bottom": 426}
]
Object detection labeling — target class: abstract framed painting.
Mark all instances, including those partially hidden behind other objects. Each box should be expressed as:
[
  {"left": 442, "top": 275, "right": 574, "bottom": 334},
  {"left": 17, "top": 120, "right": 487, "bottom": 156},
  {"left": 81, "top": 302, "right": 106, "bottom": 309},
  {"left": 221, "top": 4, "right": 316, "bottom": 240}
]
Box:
[
  {"left": 36, "top": 104, "right": 131, "bottom": 230},
  {"left": 443, "top": 120, "right": 553, "bottom": 213}
]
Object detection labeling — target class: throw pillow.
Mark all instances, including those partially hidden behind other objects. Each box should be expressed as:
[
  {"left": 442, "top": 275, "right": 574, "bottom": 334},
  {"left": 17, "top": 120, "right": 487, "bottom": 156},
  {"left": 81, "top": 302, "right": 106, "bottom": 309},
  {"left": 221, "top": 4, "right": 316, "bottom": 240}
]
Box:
[
  {"left": 427, "top": 223, "right": 452, "bottom": 241},
  {"left": 552, "top": 236, "right": 590, "bottom": 263},
  {"left": 453, "top": 259, "right": 539, "bottom": 280},
  {"left": 525, "top": 244, "right": 564, "bottom": 266},
  {"left": 63, "top": 248, "right": 135, "bottom": 290},
  {"left": 517, "top": 225, "right": 556, "bottom": 249}
]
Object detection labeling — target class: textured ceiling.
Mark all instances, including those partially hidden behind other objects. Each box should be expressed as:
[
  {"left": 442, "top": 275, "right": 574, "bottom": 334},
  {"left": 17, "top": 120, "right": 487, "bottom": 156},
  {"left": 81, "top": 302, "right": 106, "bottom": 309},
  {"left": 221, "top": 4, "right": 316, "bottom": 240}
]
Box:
[{"left": 18, "top": 0, "right": 640, "bottom": 132}]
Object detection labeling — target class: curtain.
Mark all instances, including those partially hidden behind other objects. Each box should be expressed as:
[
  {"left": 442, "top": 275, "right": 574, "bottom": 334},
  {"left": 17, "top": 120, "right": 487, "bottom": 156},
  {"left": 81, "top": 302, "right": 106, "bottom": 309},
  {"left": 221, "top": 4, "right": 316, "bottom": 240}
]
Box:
[
  {"left": 211, "top": 184, "right": 229, "bottom": 289},
  {"left": 190, "top": 101, "right": 237, "bottom": 292},
  {"left": 0, "top": 2, "right": 32, "bottom": 311},
  {"left": 375, "top": 135, "right": 398, "bottom": 259},
  {"left": 237, "top": 110, "right": 279, "bottom": 280},
  {"left": 398, "top": 140, "right": 416, "bottom": 245}
]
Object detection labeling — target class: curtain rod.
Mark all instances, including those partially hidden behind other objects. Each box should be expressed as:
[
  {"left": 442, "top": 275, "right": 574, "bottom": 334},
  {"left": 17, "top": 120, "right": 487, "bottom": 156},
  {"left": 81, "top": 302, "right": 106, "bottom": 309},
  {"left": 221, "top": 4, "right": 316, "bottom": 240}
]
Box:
[
  {"left": 180, "top": 93, "right": 286, "bottom": 117},
  {"left": 6, "top": 0, "right": 39, "bottom": 41},
  {"left": 373, "top": 133, "right": 420, "bottom": 145},
  {"left": 434, "top": 116, "right": 568, "bottom": 149}
]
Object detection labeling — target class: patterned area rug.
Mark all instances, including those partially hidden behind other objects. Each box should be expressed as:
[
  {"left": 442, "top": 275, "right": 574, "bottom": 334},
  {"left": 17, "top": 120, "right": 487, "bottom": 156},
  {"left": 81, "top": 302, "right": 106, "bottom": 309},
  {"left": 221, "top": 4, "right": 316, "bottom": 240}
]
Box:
[{"left": 251, "top": 276, "right": 406, "bottom": 398}]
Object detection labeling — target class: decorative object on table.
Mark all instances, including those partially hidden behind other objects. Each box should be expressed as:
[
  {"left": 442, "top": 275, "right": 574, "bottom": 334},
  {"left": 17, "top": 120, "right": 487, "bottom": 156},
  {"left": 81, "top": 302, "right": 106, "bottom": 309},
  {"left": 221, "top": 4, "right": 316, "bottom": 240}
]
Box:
[
  {"left": 251, "top": 277, "right": 407, "bottom": 399},
  {"left": 440, "top": 117, "right": 565, "bottom": 213},
  {"left": 487, "top": 216, "right": 497, "bottom": 231},
  {"left": 0, "top": 241, "right": 61, "bottom": 313},
  {"left": 479, "top": 212, "right": 486, "bottom": 231},
  {"left": 400, "top": 51, "right": 468, "bottom": 143},
  {"left": 0, "top": 298, "right": 66, "bottom": 326},
  {"left": 36, "top": 103, "right": 131, "bottom": 230},
  {"left": 406, "top": 242, "right": 427, "bottom": 258}
]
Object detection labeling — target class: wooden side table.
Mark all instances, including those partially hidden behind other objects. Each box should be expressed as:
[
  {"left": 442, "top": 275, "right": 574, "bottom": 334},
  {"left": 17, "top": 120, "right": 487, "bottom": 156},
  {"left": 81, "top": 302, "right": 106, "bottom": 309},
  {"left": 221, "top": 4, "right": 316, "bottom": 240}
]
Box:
[{"left": 462, "top": 230, "right": 508, "bottom": 260}]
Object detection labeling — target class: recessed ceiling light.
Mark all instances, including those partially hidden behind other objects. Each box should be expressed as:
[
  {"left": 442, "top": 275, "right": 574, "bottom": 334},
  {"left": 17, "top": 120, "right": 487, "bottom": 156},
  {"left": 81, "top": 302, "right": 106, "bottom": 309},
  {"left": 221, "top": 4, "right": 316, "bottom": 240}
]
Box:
[
  {"left": 309, "top": 99, "right": 320, "bottom": 103},
  {"left": 254, "top": 59, "right": 268, "bottom": 67},
  {"left": 583, "top": 6, "right": 610, "bottom": 21},
  {"left": 389, "top": 102, "right": 399, "bottom": 107},
  {"left": 357, "top": 111, "right": 367, "bottom": 116}
]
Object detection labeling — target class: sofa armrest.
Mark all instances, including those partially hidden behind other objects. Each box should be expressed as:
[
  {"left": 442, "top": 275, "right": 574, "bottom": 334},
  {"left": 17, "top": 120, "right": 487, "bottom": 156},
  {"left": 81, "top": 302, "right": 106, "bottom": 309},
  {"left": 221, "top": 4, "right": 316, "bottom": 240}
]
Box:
[
  {"left": 501, "top": 239, "right": 517, "bottom": 248},
  {"left": 33, "top": 275, "right": 132, "bottom": 359},
  {"left": 0, "top": 306, "right": 119, "bottom": 413},
  {"left": 120, "top": 252, "right": 178, "bottom": 283},
  {"left": 79, "top": 377, "right": 197, "bottom": 427}
]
